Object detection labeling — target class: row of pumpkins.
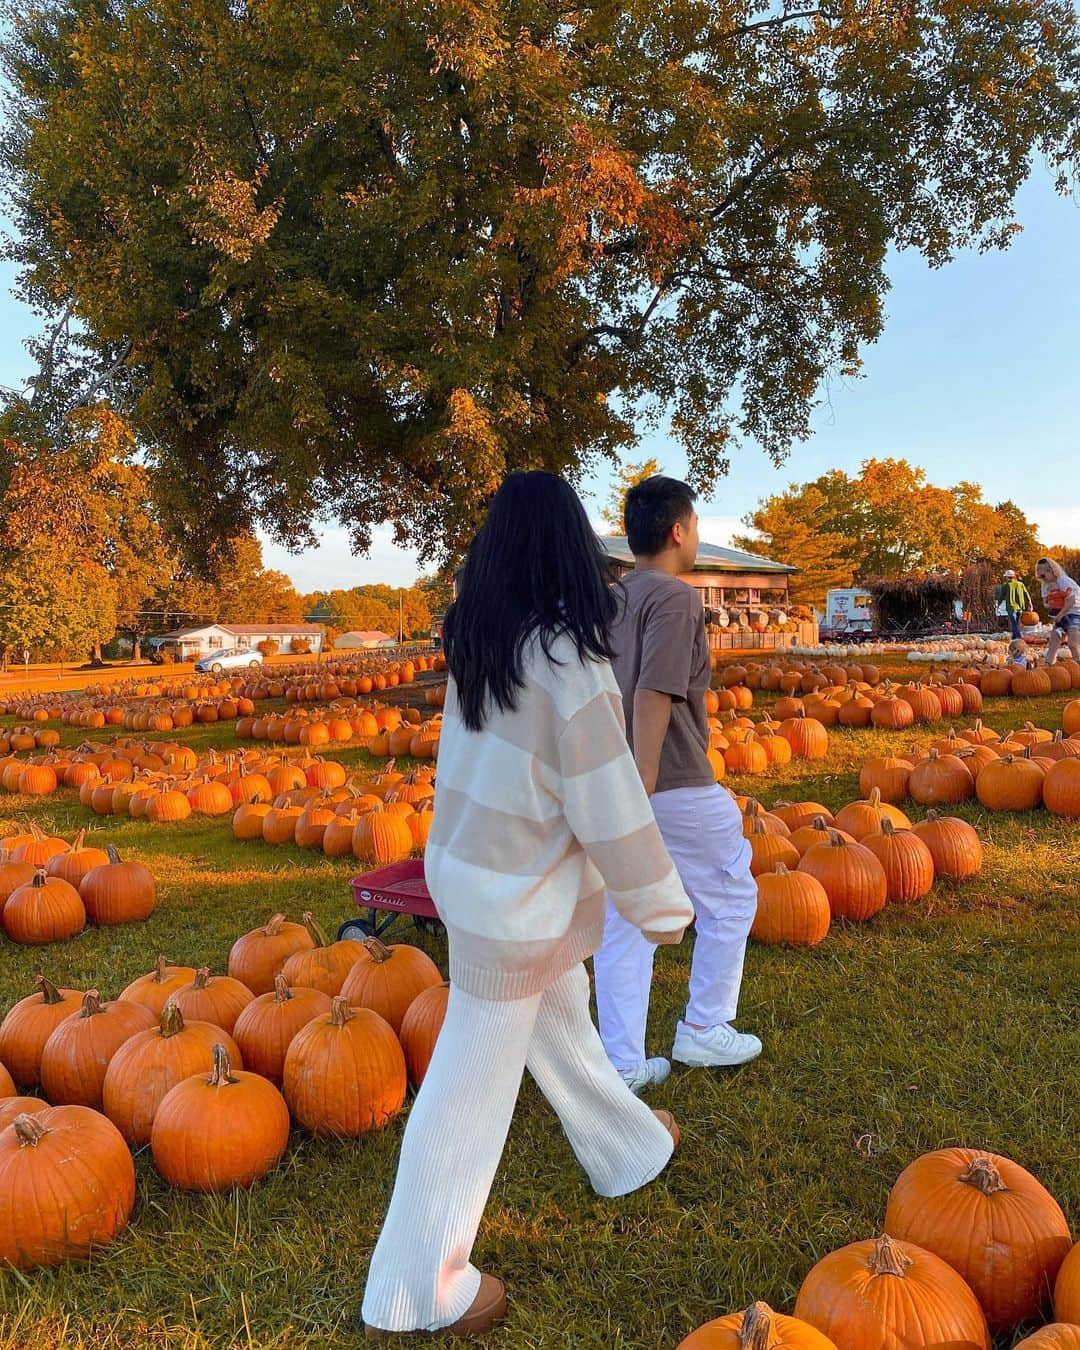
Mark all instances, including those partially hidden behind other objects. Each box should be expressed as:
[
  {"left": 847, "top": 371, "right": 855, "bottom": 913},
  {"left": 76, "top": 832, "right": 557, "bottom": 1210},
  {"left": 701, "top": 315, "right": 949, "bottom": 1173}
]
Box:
[
  {"left": 0, "top": 733, "right": 412, "bottom": 815},
  {"left": 713, "top": 655, "right": 1080, "bottom": 697},
  {"left": 0, "top": 650, "right": 444, "bottom": 720},
  {"left": 0, "top": 919, "right": 449, "bottom": 1270},
  {"left": 858, "top": 717, "right": 1080, "bottom": 816},
  {"left": 0, "top": 827, "right": 155, "bottom": 944},
  {"left": 752, "top": 679, "right": 986, "bottom": 730},
  {"left": 234, "top": 704, "right": 441, "bottom": 755},
  {"left": 734, "top": 793, "right": 983, "bottom": 946},
  {"left": 680, "top": 1150, "right": 1079, "bottom": 1348}
]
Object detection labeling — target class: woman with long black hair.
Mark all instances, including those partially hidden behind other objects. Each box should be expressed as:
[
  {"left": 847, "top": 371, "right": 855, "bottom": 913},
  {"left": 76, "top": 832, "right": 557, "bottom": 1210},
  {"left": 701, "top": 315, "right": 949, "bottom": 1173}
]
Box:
[{"left": 361, "top": 472, "right": 693, "bottom": 1339}]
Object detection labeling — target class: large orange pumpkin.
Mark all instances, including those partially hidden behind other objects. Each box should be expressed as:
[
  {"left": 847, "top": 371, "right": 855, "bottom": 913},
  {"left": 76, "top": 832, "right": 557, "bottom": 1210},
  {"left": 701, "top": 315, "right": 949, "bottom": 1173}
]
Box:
[
  {"left": 794, "top": 1233, "right": 990, "bottom": 1349},
  {"left": 43, "top": 829, "right": 109, "bottom": 888},
  {"left": 863, "top": 820, "right": 935, "bottom": 903},
  {"left": 858, "top": 756, "right": 913, "bottom": 804},
  {"left": 228, "top": 912, "right": 316, "bottom": 994},
  {"left": 231, "top": 974, "right": 332, "bottom": 1086},
  {"left": 0, "top": 976, "right": 85, "bottom": 1088},
  {"left": 884, "top": 1148, "right": 1072, "bottom": 1332},
  {"left": 907, "top": 749, "right": 974, "bottom": 805},
  {"left": 40, "top": 991, "right": 156, "bottom": 1110},
  {"left": 340, "top": 937, "right": 444, "bottom": 1033},
  {"left": 118, "top": 957, "right": 199, "bottom": 1016},
  {"left": 1043, "top": 757, "right": 1080, "bottom": 817},
  {"left": 151, "top": 1043, "right": 290, "bottom": 1191},
  {"left": 282, "top": 997, "right": 406, "bottom": 1136},
  {"left": 833, "top": 788, "right": 911, "bottom": 840},
  {"left": 398, "top": 981, "right": 450, "bottom": 1089},
  {"left": 102, "top": 1004, "right": 244, "bottom": 1147},
  {"left": 1012, "top": 1329, "right": 1080, "bottom": 1350},
  {"left": 79, "top": 845, "right": 156, "bottom": 925},
  {"left": 1055, "top": 1241, "right": 1080, "bottom": 1323},
  {"left": 281, "top": 913, "right": 366, "bottom": 995},
  {"left": 910, "top": 811, "right": 983, "bottom": 880},
  {"left": 164, "top": 968, "right": 255, "bottom": 1035},
  {"left": 797, "top": 833, "right": 887, "bottom": 922},
  {"left": 750, "top": 864, "right": 830, "bottom": 947},
  {"left": 0, "top": 1105, "right": 135, "bottom": 1269},
  {"left": 678, "top": 1301, "right": 838, "bottom": 1348},
  {"left": 778, "top": 712, "right": 829, "bottom": 760},
  {"left": 975, "top": 754, "right": 1044, "bottom": 811},
  {"left": 3, "top": 869, "right": 86, "bottom": 945}
]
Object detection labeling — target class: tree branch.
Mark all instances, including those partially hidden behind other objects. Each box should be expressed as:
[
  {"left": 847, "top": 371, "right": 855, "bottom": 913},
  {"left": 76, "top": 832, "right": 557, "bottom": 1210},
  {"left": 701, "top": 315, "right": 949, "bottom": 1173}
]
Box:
[
  {"left": 239, "top": 90, "right": 269, "bottom": 165},
  {"left": 721, "top": 8, "right": 838, "bottom": 39},
  {"left": 69, "top": 344, "right": 133, "bottom": 410}
]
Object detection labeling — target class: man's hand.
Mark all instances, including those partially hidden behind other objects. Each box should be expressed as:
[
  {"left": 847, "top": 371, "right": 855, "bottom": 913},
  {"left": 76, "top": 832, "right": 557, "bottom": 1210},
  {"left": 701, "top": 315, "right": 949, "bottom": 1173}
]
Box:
[{"left": 633, "top": 688, "right": 673, "bottom": 795}]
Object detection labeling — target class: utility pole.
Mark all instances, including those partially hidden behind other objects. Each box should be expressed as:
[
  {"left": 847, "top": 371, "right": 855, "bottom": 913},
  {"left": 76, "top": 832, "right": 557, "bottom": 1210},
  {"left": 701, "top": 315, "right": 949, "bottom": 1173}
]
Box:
[{"left": 398, "top": 590, "right": 404, "bottom": 645}]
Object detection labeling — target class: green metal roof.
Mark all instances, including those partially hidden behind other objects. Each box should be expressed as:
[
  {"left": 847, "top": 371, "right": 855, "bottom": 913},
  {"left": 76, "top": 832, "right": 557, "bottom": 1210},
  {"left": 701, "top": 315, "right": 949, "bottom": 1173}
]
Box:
[{"left": 598, "top": 536, "right": 798, "bottom": 575}]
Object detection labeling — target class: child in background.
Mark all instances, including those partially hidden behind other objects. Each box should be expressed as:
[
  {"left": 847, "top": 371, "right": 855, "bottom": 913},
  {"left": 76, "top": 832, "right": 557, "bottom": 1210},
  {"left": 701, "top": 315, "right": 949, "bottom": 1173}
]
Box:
[{"left": 1006, "top": 639, "right": 1030, "bottom": 670}]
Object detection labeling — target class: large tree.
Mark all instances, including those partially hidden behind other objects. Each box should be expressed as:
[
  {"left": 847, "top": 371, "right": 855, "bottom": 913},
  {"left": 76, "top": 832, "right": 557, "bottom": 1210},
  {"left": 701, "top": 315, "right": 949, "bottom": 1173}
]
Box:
[
  {"left": 3, "top": 0, "right": 1077, "bottom": 563},
  {"left": 0, "top": 403, "right": 173, "bottom": 661},
  {"left": 734, "top": 458, "right": 1042, "bottom": 606}
]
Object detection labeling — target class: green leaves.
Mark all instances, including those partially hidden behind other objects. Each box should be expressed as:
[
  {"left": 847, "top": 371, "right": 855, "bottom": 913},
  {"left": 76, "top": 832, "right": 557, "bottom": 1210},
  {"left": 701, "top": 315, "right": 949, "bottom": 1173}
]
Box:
[{"left": 3, "top": 0, "right": 1078, "bottom": 559}]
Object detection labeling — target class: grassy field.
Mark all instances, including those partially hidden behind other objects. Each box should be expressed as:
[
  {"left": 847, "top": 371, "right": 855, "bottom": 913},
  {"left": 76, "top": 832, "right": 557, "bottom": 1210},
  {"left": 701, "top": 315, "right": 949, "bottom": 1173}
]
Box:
[{"left": 0, "top": 691, "right": 1078, "bottom": 1348}]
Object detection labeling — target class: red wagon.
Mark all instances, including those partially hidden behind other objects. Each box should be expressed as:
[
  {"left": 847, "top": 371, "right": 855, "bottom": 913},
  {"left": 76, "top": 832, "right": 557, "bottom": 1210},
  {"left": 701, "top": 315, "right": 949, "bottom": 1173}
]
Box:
[{"left": 341, "top": 859, "right": 444, "bottom": 941}]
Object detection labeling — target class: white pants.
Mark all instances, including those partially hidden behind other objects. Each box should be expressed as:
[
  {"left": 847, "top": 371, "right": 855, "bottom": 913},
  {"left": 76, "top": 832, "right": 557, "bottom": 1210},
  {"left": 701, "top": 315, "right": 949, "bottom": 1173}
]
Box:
[
  {"left": 594, "top": 784, "right": 758, "bottom": 1071},
  {"left": 361, "top": 963, "right": 673, "bottom": 1333}
]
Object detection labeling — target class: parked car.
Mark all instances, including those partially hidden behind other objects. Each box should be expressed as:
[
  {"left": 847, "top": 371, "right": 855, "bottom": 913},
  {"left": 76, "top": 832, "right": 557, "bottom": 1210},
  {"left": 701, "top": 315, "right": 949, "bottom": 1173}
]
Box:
[{"left": 194, "top": 648, "right": 263, "bottom": 674}]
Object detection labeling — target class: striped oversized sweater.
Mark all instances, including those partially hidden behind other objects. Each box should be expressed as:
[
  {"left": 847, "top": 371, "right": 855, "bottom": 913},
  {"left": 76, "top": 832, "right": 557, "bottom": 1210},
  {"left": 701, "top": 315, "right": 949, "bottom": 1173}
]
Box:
[{"left": 425, "top": 632, "right": 694, "bottom": 1000}]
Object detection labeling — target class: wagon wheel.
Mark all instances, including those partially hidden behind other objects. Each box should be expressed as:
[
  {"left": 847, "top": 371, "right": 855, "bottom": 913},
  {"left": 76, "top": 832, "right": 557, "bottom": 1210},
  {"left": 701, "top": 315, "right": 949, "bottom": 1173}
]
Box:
[{"left": 338, "top": 917, "right": 376, "bottom": 941}]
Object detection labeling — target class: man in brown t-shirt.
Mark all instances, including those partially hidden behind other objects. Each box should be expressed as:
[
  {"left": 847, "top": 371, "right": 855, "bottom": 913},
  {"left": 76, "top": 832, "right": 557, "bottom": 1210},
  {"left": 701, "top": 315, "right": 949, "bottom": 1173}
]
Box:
[{"left": 594, "top": 476, "right": 761, "bottom": 1093}]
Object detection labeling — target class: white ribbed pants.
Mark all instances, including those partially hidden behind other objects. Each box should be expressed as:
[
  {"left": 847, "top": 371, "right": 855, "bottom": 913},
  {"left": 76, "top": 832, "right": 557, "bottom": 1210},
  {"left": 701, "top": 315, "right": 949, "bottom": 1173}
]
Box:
[
  {"left": 595, "top": 784, "right": 758, "bottom": 1071},
  {"left": 361, "top": 962, "right": 674, "bottom": 1333}
]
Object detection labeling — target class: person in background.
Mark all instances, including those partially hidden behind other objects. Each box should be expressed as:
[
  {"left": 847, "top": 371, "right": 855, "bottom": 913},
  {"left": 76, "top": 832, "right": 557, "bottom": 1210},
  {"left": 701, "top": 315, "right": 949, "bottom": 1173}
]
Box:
[
  {"left": 1036, "top": 556, "right": 1080, "bottom": 666},
  {"left": 361, "top": 472, "right": 693, "bottom": 1340},
  {"left": 594, "top": 476, "right": 761, "bottom": 1096},
  {"left": 995, "top": 569, "right": 1033, "bottom": 640},
  {"left": 1006, "top": 638, "right": 1030, "bottom": 670}
]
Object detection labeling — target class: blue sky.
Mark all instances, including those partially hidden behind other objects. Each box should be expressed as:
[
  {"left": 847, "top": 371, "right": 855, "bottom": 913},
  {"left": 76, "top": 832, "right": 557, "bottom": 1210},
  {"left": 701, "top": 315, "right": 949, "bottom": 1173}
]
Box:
[{"left": 2, "top": 167, "right": 1077, "bottom": 590}]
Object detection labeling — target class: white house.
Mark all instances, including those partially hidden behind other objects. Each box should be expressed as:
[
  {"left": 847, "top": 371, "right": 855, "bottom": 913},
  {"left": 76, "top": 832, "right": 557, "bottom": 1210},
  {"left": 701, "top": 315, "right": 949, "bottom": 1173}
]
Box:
[
  {"left": 154, "top": 623, "right": 325, "bottom": 659},
  {"left": 334, "top": 630, "right": 397, "bottom": 650}
]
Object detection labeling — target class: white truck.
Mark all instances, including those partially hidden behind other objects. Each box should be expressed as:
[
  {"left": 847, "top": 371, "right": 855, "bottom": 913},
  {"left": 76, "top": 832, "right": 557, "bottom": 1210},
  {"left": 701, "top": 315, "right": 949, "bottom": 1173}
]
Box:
[{"left": 822, "top": 588, "right": 875, "bottom": 636}]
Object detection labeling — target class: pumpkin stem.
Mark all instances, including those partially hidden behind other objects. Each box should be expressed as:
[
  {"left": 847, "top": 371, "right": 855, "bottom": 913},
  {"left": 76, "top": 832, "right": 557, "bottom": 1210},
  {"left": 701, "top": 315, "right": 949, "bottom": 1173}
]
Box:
[
  {"left": 362, "top": 936, "right": 393, "bottom": 964},
  {"left": 264, "top": 913, "right": 287, "bottom": 936},
  {"left": 34, "top": 973, "right": 65, "bottom": 1005},
  {"left": 192, "top": 967, "right": 211, "bottom": 990},
  {"left": 773, "top": 862, "right": 790, "bottom": 877},
  {"left": 273, "top": 973, "right": 292, "bottom": 1002},
  {"left": 31, "top": 868, "right": 47, "bottom": 889},
  {"left": 70, "top": 828, "right": 86, "bottom": 852},
  {"left": 738, "top": 1302, "right": 779, "bottom": 1350},
  {"left": 868, "top": 1234, "right": 913, "bottom": 1278},
  {"left": 828, "top": 830, "right": 846, "bottom": 847},
  {"left": 959, "top": 1155, "right": 1008, "bottom": 1195},
  {"left": 159, "top": 1003, "right": 185, "bottom": 1037},
  {"left": 105, "top": 844, "right": 122, "bottom": 864},
  {"left": 880, "top": 819, "right": 897, "bottom": 837},
  {"left": 867, "top": 787, "right": 882, "bottom": 806},
  {"left": 208, "top": 1042, "right": 238, "bottom": 1086},
  {"left": 329, "top": 996, "right": 355, "bottom": 1027},
  {"left": 79, "top": 990, "right": 104, "bottom": 1017},
  {"left": 12, "top": 1114, "right": 49, "bottom": 1147},
  {"left": 300, "top": 911, "right": 330, "bottom": 948}
]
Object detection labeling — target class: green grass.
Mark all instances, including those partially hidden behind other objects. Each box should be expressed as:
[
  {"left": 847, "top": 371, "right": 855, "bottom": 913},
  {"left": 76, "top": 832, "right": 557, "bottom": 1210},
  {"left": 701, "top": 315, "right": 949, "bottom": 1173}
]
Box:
[{"left": 0, "top": 693, "right": 1078, "bottom": 1347}]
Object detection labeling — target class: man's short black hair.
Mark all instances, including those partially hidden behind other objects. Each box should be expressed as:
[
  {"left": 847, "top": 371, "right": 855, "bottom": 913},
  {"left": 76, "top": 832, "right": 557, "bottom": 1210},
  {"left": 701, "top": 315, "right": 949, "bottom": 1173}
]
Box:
[{"left": 624, "top": 475, "right": 696, "bottom": 556}]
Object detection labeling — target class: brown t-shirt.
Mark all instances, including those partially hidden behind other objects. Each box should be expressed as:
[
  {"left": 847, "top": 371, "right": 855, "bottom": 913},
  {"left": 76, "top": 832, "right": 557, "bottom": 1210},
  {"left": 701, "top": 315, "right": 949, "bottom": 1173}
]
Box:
[{"left": 610, "top": 568, "right": 714, "bottom": 793}]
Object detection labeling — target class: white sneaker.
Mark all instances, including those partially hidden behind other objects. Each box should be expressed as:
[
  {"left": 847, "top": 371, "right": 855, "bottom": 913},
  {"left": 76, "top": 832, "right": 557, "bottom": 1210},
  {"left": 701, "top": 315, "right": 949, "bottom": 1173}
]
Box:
[
  {"left": 616, "top": 1057, "right": 672, "bottom": 1095},
  {"left": 672, "top": 1021, "right": 762, "bottom": 1068}
]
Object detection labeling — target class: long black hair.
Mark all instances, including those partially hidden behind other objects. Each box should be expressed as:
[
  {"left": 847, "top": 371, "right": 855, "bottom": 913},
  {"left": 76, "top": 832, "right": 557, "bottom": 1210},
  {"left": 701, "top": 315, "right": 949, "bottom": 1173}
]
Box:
[{"left": 444, "top": 471, "right": 618, "bottom": 731}]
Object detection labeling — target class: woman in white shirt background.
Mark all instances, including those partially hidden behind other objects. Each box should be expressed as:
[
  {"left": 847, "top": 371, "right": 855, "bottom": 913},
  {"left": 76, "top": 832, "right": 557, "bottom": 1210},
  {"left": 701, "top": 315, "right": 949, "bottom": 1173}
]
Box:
[{"left": 1035, "top": 556, "right": 1080, "bottom": 665}]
